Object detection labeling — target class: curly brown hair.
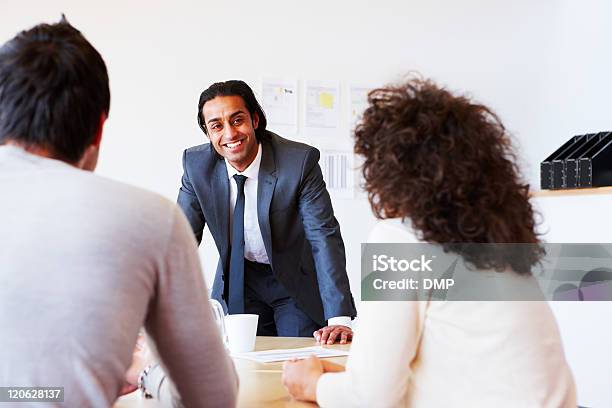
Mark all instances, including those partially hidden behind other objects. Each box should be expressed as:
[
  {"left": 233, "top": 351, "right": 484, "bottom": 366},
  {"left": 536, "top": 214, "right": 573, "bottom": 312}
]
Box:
[{"left": 354, "top": 78, "right": 542, "bottom": 273}]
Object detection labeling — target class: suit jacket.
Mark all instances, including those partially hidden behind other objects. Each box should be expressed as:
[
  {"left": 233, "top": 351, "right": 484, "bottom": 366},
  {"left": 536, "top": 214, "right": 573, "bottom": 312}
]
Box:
[{"left": 177, "top": 131, "right": 356, "bottom": 325}]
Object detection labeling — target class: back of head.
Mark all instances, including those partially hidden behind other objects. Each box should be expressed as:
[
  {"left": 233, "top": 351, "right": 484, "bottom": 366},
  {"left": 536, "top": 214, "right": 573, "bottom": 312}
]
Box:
[
  {"left": 0, "top": 16, "right": 110, "bottom": 163},
  {"left": 354, "top": 76, "right": 542, "bottom": 273},
  {"left": 197, "top": 79, "right": 268, "bottom": 141}
]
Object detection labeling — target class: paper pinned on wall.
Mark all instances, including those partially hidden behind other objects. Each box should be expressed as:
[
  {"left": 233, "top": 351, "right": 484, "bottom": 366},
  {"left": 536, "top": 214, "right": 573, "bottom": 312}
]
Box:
[
  {"left": 261, "top": 78, "right": 298, "bottom": 134},
  {"left": 349, "top": 85, "right": 373, "bottom": 131},
  {"left": 319, "top": 92, "right": 334, "bottom": 109},
  {"left": 321, "top": 149, "right": 355, "bottom": 199},
  {"left": 305, "top": 80, "right": 340, "bottom": 129}
]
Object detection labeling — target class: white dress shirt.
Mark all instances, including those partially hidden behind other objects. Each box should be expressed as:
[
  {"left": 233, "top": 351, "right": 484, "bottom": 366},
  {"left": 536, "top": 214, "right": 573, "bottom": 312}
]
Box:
[
  {"left": 225, "top": 144, "right": 350, "bottom": 328},
  {"left": 226, "top": 143, "right": 269, "bottom": 264}
]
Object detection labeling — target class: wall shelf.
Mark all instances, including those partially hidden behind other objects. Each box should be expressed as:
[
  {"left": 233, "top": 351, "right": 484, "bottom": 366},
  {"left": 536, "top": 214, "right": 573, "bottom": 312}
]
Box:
[{"left": 531, "top": 186, "right": 612, "bottom": 197}]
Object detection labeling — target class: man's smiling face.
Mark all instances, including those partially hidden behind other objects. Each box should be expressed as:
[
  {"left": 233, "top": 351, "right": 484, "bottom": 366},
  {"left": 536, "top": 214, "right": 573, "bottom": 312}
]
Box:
[{"left": 202, "top": 95, "right": 259, "bottom": 172}]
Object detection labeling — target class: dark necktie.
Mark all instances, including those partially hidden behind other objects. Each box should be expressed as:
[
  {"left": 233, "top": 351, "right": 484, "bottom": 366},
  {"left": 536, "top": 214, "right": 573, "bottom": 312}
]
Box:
[{"left": 228, "top": 174, "right": 247, "bottom": 314}]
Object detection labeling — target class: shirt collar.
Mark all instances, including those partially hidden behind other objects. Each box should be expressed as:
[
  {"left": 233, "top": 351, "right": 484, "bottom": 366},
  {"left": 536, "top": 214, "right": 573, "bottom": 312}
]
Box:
[{"left": 225, "top": 142, "right": 262, "bottom": 181}]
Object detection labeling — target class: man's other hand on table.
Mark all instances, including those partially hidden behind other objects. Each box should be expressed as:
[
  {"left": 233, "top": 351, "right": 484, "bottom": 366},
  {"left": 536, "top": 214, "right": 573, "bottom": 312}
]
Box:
[{"left": 313, "top": 325, "right": 352, "bottom": 344}]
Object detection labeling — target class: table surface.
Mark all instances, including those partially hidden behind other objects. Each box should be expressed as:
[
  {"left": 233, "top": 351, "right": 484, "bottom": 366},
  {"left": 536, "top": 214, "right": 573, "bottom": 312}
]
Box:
[{"left": 114, "top": 336, "right": 350, "bottom": 408}]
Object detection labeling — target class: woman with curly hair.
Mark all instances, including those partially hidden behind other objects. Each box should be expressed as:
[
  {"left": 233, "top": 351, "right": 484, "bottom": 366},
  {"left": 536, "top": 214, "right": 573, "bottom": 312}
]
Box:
[{"left": 282, "top": 78, "right": 576, "bottom": 407}]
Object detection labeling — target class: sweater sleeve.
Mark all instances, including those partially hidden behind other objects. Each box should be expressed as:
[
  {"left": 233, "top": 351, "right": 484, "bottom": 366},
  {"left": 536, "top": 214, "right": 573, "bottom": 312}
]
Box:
[
  {"left": 317, "top": 220, "right": 426, "bottom": 407},
  {"left": 316, "top": 300, "right": 425, "bottom": 407},
  {"left": 144, "top": 205, "right": 238, "bottom": 407}
]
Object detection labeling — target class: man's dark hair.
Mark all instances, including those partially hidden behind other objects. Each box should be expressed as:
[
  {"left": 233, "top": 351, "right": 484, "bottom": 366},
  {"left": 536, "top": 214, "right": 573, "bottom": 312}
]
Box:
[
  {"left": 0, "top": 17, "right": 110, "bottom": 163},
  {"left": 197, "top": 80, "right": 268, "bottom": 141}
]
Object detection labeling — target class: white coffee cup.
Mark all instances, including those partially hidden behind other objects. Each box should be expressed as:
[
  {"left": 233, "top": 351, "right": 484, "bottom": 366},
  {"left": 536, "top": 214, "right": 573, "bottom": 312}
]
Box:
[{"left": 225, "top": 314, "right": 259, "bottom": 353}]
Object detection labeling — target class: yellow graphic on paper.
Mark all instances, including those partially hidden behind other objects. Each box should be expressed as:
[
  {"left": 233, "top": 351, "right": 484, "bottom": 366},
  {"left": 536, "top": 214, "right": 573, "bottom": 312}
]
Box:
[{"left": 318, "top": 92, "right": 334, "bottom": 109}]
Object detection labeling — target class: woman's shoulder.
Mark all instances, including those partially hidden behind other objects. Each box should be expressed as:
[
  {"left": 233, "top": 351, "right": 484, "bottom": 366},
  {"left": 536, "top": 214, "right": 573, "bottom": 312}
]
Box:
[{"left": 367, "top": 218, "right": 421, "bottom": 243}]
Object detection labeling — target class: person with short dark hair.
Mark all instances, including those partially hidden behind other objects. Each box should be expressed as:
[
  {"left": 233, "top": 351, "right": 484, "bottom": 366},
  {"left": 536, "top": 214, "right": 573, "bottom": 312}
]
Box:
[
  {"left": 0, "top": 16, "right": 110, "bottom": 166},
  {"left": 0, "top": 18, "right": 237, "bottom": 407},
  {"left": 178, "top": 80, "right": 356, "bottom": 342},
  {"left": 282, "top": 77, "right": 577, "bottom": 407}
]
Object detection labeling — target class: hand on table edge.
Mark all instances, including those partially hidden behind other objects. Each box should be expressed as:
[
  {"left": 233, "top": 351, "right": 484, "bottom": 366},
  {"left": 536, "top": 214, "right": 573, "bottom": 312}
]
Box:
[
  {"left": 282, "top": 355, "right": 347, "bottom": 402},
  {"left": 313, "top": 325, "right": 353, "bottom": 344},
  {"left": 282, "top": 355, "right": 322, "bottom": 402}
]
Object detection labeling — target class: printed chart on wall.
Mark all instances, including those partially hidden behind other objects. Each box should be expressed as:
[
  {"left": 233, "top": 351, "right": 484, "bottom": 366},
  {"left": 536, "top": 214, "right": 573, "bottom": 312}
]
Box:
[
  {"left": 321, "top": 150, "right": 354, "bottom": 199},
  {"left": 305, "top": 80, "right": 340, "bottom": 134},
  {"left": 261, "top": 78, "right": 298, "bottom": 136},
  {"left": 349, "top": 85, "right": 373, "bottom": 131}
]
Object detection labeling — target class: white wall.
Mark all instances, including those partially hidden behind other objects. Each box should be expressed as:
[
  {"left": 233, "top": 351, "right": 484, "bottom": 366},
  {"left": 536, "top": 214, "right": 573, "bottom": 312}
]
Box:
[
  {"left": 2, "top": 0, "right": 609, "bottom": 405},
  {"left": 536, "top": 196, "right": 612, "bottom": 408},
  {"left": 538, "top": 2, "right": 612, "bottom": 407},
  {"left": 2, "top": 0, "right": 564, "bottom": 291}
]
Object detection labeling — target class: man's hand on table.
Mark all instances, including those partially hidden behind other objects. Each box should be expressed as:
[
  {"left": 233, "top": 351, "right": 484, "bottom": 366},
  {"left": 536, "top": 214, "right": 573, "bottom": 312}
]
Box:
[
  {"left": 313, "top": 325, "right": 353, "bottom": 344},
  {"left": 282, "top": 356, "right": 346, "bottom": 402}
]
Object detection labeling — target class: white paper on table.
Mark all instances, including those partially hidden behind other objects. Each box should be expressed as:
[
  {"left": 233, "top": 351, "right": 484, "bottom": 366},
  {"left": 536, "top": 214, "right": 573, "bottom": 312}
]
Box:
[
  {"left": 231, "top": 346, "right": 350, "bottom": 363},
  {"left": 305, "top": 80, "right": 340, "bottom": 129},
  {"left": 261, "top": 78, "right": 298, "bottom": 133},
  {"left": 320, "top": 149, "right": 355, "bottom": 199}
]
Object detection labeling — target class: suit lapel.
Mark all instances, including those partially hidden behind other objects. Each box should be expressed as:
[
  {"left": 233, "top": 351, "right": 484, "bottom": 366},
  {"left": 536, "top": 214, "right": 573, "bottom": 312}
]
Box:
[
  {"left": 257, "top": 140, "right": 277, "bottom": 264},
  {"left": 212, "top": 157, "right": 230, "bottom": 260}
]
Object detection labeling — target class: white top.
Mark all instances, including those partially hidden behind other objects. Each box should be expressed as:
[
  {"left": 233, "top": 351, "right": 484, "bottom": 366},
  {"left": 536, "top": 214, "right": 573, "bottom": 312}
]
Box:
[
  {"left": 316, "top": 218, "right": 577, "bottom": 407},
  {"left": 0, "top": 146, "right": 237, "bottom": 407},
  {"left": 225, "top": 144, "right": 349, "bottom": 327}
]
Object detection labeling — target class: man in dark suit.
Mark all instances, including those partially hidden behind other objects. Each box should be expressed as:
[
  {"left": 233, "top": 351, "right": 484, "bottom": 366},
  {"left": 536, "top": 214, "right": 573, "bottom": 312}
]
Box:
[{"left": 177, "top": 80, "right": 356, "bottom": 343}]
